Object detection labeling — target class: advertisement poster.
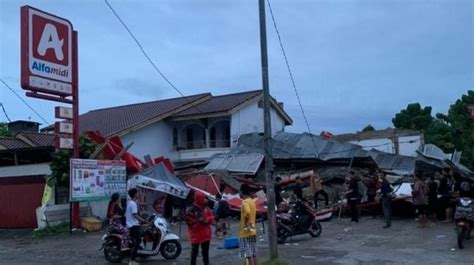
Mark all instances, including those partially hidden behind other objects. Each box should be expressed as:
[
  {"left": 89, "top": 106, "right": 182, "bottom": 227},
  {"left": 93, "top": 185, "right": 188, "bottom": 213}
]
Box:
[{"left": 70, "top": 159, "right": 127, "bottom": 202}]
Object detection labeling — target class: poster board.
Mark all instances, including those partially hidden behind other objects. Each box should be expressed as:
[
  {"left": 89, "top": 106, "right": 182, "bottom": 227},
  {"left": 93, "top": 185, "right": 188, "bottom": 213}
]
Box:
[{"left": 70, "top": 159, "right": 127, "bottom": 202}]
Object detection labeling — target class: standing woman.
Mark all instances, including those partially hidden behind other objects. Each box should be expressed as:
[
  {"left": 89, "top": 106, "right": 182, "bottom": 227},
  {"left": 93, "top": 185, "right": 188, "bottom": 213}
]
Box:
[
  {"left": 186, "top": 191, "right": 215, "bottom": 265},
  {"left": 106, "top": 193, "right": 129, "bottom": 251},
  {"left": 412, "top": 173, "right": 429, "bottom": 228}
]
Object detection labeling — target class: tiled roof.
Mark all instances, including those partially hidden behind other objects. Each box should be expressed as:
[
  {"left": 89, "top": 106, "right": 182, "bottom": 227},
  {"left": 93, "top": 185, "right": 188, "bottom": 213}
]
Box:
[
  {"left": 333, "top": 128, "right": 421, "bottom": 142},
  {"left": 0, "top": 137, "right": 31, "bottom": 149},
  {"left": 173, "top": 90, "right": 262, "bottom": 117},
  {"left": 0, "top": 132, "right": 55, "bottom": 151},
  {"left": 17, "top": 131, "right": 55, "bottom": 146},
  {"left": 62, "top": 93, "right": 210, "bottom": 136},
  {"left": 42, "top": 90, "right": 292, "bottom": 136}
]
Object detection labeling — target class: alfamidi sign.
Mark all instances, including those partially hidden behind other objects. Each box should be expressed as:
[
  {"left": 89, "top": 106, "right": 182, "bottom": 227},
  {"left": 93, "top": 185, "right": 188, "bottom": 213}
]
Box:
[{"left": 21, "top": 5, "right": 74, "bottom": 96}]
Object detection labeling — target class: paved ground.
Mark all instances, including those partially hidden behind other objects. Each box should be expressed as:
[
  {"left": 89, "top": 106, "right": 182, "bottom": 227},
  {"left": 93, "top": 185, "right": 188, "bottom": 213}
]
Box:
[{"left": 1, "top": 216, "right": 473, "bottom": 265}]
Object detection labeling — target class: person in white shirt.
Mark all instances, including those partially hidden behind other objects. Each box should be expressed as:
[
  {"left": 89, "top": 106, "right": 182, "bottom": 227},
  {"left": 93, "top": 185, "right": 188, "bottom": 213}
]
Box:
[{"left": 126, "top": 188, "right": 147, "bottom": 265}]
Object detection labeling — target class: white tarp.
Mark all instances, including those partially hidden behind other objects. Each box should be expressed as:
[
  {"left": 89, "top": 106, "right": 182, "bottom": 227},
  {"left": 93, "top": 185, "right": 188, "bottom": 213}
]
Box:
[{"left": 128, "top": 175, "right": 190, "bottom": 199}]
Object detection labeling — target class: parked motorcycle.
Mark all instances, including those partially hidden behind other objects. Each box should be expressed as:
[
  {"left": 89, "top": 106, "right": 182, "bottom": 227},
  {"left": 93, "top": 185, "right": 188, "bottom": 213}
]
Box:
[
  {"left": 101, "top": 215, "right": 182, "bottom": 263},
  {"left": 455, "top": 197, "right": 474, "bottom": 249},
  {"left": 276, "top": 200, "right": 322, "bottom": 244}
]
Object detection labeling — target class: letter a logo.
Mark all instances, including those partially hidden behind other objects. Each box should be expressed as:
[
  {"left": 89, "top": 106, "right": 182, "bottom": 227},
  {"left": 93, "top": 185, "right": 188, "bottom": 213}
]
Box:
[{"left": 37, "top": 23, "right": 64, "bottom": 61}]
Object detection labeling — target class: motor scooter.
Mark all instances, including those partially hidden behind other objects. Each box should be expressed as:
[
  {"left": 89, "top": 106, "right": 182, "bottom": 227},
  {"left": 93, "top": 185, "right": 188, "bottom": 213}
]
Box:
[{"left": 101, "top": 215, "right": 181, "bottom": 263}]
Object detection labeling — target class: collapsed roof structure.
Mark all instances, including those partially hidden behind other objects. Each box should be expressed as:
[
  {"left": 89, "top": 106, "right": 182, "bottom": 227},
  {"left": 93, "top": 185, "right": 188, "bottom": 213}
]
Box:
[{"left": 205, "top": 132, "right": 472, "bottom": 180}]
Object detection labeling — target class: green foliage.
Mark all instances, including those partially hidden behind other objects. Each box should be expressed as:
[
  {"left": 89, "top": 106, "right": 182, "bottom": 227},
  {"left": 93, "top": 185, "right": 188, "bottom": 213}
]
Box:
[
  {"left": 392, "top": 103, "right": 433, "bottom": 131},
  {"left": 443, "top": 90, "right": 474, "bottom": 169},
  {"left": 0, "top": 122, "right": 12, "bottom": 137},
  {"left": 32, "top": 222, "right": 70, "bottom": 239},
  {"left": 47, "top": 134, "right": 97, "bottom": 187},
  {"left": 362, "top": 124, "right": 375, "bottom": 132},
  {"left": 392, "top": 90, "right": 473, "bottom": 170}
]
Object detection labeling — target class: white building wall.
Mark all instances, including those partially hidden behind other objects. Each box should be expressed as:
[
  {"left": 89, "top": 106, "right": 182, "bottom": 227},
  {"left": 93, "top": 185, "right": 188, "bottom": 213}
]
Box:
[
  {"left": 398, "top": 135, "right": 422, "bottom": 157},
  {"left": 121, "top": 121, "right": 177, "bottom": 161},
  {"left": 231, "top": 101, "right": 286, "bottom": 146},
  {"left": 120, "top": 102, "right": 288, "bottom": 162},
  {"left": 350, "top": 138, "right": 394, "bottom": 154}
]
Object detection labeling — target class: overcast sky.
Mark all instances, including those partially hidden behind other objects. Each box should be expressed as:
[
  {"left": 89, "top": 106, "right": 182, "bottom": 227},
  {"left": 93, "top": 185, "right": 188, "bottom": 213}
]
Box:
[{"left": 0, "top": 0, "right": 472, "bottom": 134}]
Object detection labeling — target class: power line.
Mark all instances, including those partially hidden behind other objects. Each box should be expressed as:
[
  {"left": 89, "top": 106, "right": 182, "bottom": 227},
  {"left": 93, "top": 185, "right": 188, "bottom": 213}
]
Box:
[
  {"left": 0, "top": 102, "right": 12, "bottom": 122},
  {"left": 0, "top": 78, "right": 49, "bottom": 124},
  {"left": 266, "top": 0, "right": 319, "bottom": 158},
  {"left": 104, "top": 0, "right": 203, "bottom": 114}
]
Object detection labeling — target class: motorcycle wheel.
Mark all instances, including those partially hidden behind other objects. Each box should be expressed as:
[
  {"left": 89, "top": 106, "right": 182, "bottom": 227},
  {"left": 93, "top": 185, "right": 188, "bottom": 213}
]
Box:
[
  {"left": 277, "top": 226, "right": 290, "bottom": 244},
  {"left": 160, "top": 240, "right": 182, "bottom": 260},
  {"left": 457, "top": 227, "right": 466, "bottom": 249},
  {"left": 309, "top": 221, "right": 322, "bottom": 238},
  {"left": 103, "top": 241, "right": 124, "bottom": 263}
]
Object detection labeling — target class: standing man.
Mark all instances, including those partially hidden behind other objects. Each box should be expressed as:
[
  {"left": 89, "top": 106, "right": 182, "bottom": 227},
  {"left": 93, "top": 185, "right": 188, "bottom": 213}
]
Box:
[
  {"left": 345, "top": 171, "right": 360, "bottom": 223},
  {"left": 438, "top": 168, "right": 453, "bottom": 222},
  {"left": 125, "top": 188, "right": 147, "bottom": 265},
  {"left": 380, "top": 172, "right": 393, "bottom": 228},
  {"left": 274, "top": 177, "right": 283, "bottom": 207},
  {"left": 310, "top": 174, "right": 329, "bottom": 209},
  {"left": 293, "top": 176, "right": 304, "bottom": 201},
  {"left": 239, "top": 184, "right": 258, "bottom": 265}
]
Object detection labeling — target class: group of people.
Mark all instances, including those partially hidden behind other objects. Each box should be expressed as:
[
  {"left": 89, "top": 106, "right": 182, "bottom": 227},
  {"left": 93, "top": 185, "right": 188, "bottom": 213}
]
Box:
[
  {"left": 277, "top": 167, "right": 472, "bottom": 231},
  {"left": 107, "top": 168, "right": 471, "bottom": 265},
  {"left": 185, "top": 184, "right": 258, "bottom": 265},
  {"left": 106, "top": 188, "right": 146, "bottom": 265},
  {"left": 412, "top": 168, "right": 473, "bottom": 228},
  {"left": 343, "top": 167, "right": 473, "bottom": 229},
  {"left": 107, "top": 185, "right": 258, "bottom": 265}
]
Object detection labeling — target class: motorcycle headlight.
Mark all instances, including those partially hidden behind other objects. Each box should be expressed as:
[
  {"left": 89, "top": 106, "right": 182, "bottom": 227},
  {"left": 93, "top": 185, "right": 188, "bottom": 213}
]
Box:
[
  {"left": 101, "top": 234, "right": 107, "bottom": 241},
  {"left": 460, "top": 198, "right": 472, "bottom": 207}
]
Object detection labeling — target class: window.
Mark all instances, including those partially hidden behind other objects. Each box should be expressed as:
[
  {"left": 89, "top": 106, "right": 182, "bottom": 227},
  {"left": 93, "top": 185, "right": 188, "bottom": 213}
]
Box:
[
  {"left": 172, "top": 128, "right": 178, "bottom": 147},
  {"left": 186, "top": 127, "right": 194, "bottom": 149}
]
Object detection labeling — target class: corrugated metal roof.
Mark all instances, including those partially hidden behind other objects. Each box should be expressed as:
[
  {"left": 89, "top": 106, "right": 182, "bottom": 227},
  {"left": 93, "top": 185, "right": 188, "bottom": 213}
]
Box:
[
  {"left": 205, "top": 154, "right": 264, "bottom": 174},
  {"left": 207, "top": 132, "right": 472, "bottom": 176}
]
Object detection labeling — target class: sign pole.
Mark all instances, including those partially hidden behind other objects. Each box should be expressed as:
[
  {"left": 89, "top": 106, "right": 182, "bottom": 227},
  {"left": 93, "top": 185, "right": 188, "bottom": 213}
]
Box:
[{"left": 71, "top": 30, "right": 80, "bottom": 229}]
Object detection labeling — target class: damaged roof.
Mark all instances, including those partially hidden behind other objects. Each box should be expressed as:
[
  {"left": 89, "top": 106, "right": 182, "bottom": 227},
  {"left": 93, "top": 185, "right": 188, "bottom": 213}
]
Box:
[
  {"left": 333, "top": 128, "right": 421, "bottom": 142},
  {"left": 206, "top": 132, "right": 471, "bottom": 176}
]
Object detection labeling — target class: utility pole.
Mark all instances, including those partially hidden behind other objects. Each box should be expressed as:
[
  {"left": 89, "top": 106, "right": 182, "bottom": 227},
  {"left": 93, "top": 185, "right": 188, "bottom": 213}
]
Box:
[{"left": 258, "top": 0, "right": 278, "bottom": 259}]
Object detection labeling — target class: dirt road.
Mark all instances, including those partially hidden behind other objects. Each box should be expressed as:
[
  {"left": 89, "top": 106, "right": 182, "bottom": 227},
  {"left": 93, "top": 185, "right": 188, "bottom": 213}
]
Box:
[{"left": 1, "top": 217, "right": 473, "bottom": 265}]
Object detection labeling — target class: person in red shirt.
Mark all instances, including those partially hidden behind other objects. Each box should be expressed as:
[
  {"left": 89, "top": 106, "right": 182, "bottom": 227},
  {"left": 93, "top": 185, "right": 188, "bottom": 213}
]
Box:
[{"left": 186, "top": 191, "right": 215, "bottom": 265}]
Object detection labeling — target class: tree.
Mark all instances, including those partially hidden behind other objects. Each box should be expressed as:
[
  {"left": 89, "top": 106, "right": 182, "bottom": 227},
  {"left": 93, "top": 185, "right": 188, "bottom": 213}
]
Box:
[
  {"left": 0, "top": 122, "right": 12, "bottom": 137},
  {"left": 362, "top": 124, "right": 375, "bottom": 132},
  {"left": 47, "top": 134, "right": 97, "bottom": 187},
  {"left": 443, "top": 90, "right": 474, "bottom": 169},
  {"left": 392, "top": 103, "right": 433, "bottom": 131},
  {"left": 392, "top": 91, "right": 474, "bottom": 170}
]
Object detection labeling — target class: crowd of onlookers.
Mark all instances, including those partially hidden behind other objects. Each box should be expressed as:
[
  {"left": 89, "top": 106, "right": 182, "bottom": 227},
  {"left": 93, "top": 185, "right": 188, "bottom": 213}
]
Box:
[
  {"left": 106, "top": 167, "right": 472, "bottom": 265},
  {"left": 280, "top": 167, "right": 474, "bottom": 229}
]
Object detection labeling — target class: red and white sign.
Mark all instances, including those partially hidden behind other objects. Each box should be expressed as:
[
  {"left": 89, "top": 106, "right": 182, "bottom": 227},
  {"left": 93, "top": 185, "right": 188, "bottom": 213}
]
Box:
[
  {"left": 21, "top": 5, "right": 75, "bottom": 96},
  {"left": 55, "top": 106, "right": 73, "bottom": 119},
  {"left": 55, "top": 136, "right": 73, "bottom": 149},
  {"left": 55, "top": 122, "right": 73, "bottom": 134}
]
